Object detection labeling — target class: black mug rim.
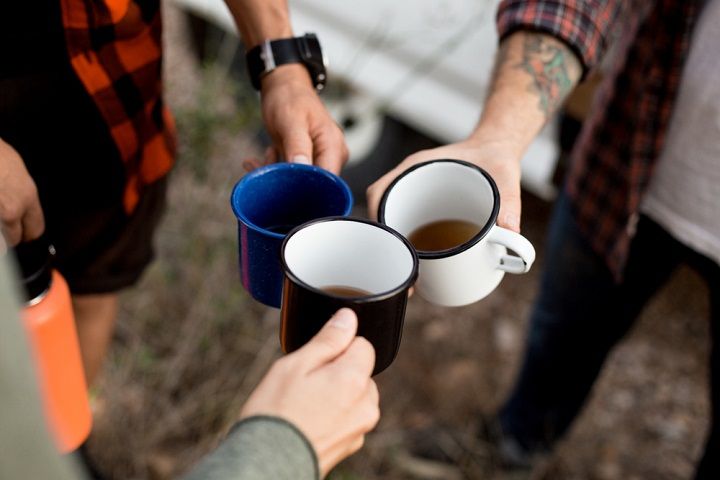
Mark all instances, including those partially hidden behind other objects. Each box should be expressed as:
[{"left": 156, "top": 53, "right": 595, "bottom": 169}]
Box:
[
  {"left": 280, "top": 216, "right": 419, "bottom": 303},
  {"left": 377, "top": 159, "right": 501, "bottom": 260}
]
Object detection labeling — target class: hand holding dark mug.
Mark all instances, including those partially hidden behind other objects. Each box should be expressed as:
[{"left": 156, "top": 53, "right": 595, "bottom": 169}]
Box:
[{"left": 280, "top": 217, "right": 418, "bottom": 375}]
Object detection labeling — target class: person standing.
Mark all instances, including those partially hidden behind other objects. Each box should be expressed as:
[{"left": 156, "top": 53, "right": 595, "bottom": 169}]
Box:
[
  {"left": 0, "top": 0, "right": 346, "bottom": 385},
  {"left": 368, "top": 0, "right": 719, "bottom": 478}
]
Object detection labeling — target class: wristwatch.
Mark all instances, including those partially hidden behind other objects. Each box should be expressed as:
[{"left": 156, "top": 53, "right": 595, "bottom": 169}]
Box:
[{"left": 246, "top": 33, "right": 327, "bottom": 92}]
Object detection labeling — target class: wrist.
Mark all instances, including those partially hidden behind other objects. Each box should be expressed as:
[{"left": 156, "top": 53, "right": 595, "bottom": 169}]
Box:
[
  {"left": 465, "top": 126, "right": 526, "bottom": 164},
  {"left": 260, "top": 63, "right": 314, "bottom": 93}
]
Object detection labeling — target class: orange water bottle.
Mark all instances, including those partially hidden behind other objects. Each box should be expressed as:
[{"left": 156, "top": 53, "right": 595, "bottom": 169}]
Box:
[{"left": 15, "top": 236, "right": 92, "bottom": 453}]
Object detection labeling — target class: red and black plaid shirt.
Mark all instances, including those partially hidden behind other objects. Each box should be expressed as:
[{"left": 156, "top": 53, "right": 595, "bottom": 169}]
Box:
[
  {"left": 497, "top": 0, "right": 703, "bottom": 280},
  {"left": 60, "top": 0, "right": 176, "bottom": 213}
]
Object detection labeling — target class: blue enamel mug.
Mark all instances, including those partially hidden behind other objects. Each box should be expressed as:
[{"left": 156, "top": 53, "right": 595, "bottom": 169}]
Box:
[{"left": 230, "top": 163, "right": 353, "bottom": 308}]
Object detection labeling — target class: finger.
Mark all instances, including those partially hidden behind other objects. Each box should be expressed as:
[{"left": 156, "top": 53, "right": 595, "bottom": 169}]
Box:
[
  {"left": 496, "top": 185, "right": 522, "bottom": 232},
  {"left": 312, "top": 127, "right": 348, "bottom": 175},
  {"left": 330, "top": 336, "right": 376, "bottom": 380},
  {"left": 361, "top": 385, "right": 381, "bottom": 432},
  {"left": 280, "top": 127, "right": 313, "bottom": 166},
  {"left": 366, "top": 170, "right": 399, "bottom": 221},
  {"left": 242, "top": 158, "right": 263, "bottom": 172},
  {"left": 1, "top": 220, "right": 22, "bottom": 247},
  {"left": 346, "top": 435, "right": 365, "bottom": 456},
  {"left": 21, "top": 198, "right": 44, "bottom": 242},
  {"left": 296, "top": 308, "right": 358, "bottom": 369},
  {"left": 264, "top": 146, "right": 278, "bottom": 165},
  {"left": 366, "top": 379, "right": 380, "bottom": 407}
]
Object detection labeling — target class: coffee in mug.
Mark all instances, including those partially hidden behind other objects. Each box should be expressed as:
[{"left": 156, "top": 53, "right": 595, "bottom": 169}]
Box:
[
  {"left": 407, "top": 219, "right": 482, "bottom": 252},
  {"left": 321, "top": 286, "right": 372, "bottom": 297}
]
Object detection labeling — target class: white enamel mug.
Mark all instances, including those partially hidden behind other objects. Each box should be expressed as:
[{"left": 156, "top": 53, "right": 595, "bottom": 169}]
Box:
[{"left": 378, "top": 159, "right": 536, "bottom": 307}]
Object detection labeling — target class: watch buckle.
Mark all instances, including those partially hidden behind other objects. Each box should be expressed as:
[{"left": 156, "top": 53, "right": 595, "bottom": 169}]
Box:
[{"left": 260, "top": 39, "right": 276, "bottom": 75}]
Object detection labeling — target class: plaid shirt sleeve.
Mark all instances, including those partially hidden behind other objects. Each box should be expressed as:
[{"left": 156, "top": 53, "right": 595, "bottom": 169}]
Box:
[{"left": 496, "top": 0, "right": 624, "bottom": 74}]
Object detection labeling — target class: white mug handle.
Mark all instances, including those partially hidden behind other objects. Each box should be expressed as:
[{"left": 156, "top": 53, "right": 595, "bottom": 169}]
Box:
[{"left": 486, "top": 226, "right": 536, "bottom": 274}]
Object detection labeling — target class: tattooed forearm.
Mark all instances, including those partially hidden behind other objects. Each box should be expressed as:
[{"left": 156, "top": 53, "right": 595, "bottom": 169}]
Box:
[{"left": 513, "top": 34, "right": 580, "bottom": 117}]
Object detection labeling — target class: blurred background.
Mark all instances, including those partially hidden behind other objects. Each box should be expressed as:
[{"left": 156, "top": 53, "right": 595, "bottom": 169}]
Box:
[{"left": 84, "top": 2, "right": 712, "bottom": 479}]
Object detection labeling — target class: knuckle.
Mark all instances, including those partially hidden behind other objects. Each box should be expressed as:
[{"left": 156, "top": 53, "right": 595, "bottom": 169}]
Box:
[
  {"left": 1, "top": 202, "right": 22, "bottom": 222},
  {"left": 270, "top": 356, "right": 293, "bottom": 376},
  {"left": 314, "top": 335, "right": 341, "bottom": 354},
  {"left": 343, "top": 371, "right": 368, "bottom": 392},
  {"left": 353, "top": 337, "right": 376, "bottom": 362},
  {"left": 350, "top": 435, "right": 365, "bottom": 454},
  {"left": 366, "top": 404, "right": 381, "bottom": 429}
]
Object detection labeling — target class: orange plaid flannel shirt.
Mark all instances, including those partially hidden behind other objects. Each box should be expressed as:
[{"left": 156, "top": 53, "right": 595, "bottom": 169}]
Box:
[{"left": 60, "top": 0, "right": 176, "bottom": 213}]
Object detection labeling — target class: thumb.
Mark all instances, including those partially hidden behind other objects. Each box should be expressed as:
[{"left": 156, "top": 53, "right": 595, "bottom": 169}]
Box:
[
  {"left": 497, "top": 186, "right": 522, "bottom": 233},
  {"left": 281, "top": 127, "right": 313, "bottom": 166},
  {"left": 296, "top": 308, "right": 358, "bottom": 369}
]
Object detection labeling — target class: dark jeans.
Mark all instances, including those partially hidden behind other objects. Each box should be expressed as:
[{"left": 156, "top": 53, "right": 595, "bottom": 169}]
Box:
[{"left": 499, "top": 193, "right": 719, "bottom": 480}]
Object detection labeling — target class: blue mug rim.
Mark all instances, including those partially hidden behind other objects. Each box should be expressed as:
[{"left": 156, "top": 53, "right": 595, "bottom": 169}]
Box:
[{"left": 230, "top": 163, "right": 354, "bottom": 239}]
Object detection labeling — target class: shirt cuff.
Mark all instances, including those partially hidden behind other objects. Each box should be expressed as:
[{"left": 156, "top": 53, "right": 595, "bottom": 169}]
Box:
[{"left": 497, "top": 0, "right": 620, "bottom": 76}]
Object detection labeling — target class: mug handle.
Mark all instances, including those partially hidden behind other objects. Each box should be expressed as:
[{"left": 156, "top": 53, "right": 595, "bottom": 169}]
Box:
[{"left": 486, "top": 226, "right": 536, "bottom": 274}]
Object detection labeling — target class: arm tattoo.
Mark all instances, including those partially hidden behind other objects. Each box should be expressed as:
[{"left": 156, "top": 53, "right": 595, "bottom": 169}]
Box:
[{"left": 515, "top": 35, "right": 577, "bottom": 116}]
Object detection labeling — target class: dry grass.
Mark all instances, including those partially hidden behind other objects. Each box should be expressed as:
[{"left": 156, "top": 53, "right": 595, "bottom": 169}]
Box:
[{"left": 87, "top": 5, "right": 712, "bottom": 480}]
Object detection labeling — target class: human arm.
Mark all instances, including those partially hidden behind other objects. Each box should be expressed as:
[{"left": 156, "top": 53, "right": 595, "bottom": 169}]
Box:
[
  {"left": 0, "top": 138, "right": 45, "bottom": 246},
  {"left": 367, "top": 0, "right": 623, "bottom": 230},
  {"left": 223, "top": 0, "right": 348, "bottom": 173},
  {"left": 183, "top": 309, "right": 379, "bottom": 480}
]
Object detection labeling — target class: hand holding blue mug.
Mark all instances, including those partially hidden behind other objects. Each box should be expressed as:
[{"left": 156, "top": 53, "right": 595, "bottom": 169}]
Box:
[{"left": 280, "top": 217, "right": 418, "bottom": 375}]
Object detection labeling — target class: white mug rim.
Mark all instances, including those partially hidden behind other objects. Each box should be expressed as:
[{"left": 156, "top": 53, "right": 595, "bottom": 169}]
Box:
[{"left": 377, "top": 159, "right": 501, "bottom": 259}]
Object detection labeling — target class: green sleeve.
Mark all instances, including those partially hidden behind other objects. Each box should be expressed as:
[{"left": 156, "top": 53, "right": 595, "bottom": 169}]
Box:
[{"left": 183, "top": 415, "right": 320, "bottom": 480}]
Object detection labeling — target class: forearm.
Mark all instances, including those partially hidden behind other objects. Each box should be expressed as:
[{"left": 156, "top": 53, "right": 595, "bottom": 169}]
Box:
[
  {"left": 469, "top": 31, "right": 582, "bottom": 158},
  {"left": 224, "top": 0, "right": 292, "bottom": 48},
  {"left": 223, "top": 0, "right": 312, "bottom": 92}
]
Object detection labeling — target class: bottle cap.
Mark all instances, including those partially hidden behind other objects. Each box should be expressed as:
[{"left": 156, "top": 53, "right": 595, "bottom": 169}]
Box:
[{"left": 13, "top": 234, "right": 54, "bottom": 303}]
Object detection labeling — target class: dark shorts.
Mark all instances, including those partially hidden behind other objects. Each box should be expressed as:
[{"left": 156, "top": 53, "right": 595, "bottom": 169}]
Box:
[{"left": 49, "top": 177, "right": 168, "bottom": 295}]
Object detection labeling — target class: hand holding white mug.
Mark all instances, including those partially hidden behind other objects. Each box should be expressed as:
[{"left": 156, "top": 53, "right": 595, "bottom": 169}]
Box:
[
  {"left": 240, "top": 308, "right": 380, "bottom": 477},
  {"left": 366, "top": 137, "right": 523, "bottom": 231},
  {"left": 377, "top": 159, "right": 535, "bottom": 307}
]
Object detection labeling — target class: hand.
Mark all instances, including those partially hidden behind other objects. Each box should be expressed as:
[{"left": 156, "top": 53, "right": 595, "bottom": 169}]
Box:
[
  {"left": 240, "top": 309, "right": 379, "bottom": 477},
  {"left": 243, "top": 64, "right": 348, "bottom": 175},
  {"left": 366, "top": 136, "right": 524, "bottom": 232},
  {"left": 0, "top": 139, "right": 45, "bottom": 246}
]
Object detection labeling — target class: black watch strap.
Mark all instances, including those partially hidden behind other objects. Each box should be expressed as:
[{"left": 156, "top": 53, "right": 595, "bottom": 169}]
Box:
[{"left": 246, "top": 34, "right": 326, "bottom": 92}]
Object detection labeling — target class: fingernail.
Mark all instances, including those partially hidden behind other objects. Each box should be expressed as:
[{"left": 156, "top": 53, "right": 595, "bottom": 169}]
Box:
[
  {"left": 291, "top": 155, "right": 311, "bottom": 165},
  {"left": 504, "top": 214, "right": 520, "bottom": 232},
  {"left": 329, "top": 308, "right": 355, "bottom": 329}
]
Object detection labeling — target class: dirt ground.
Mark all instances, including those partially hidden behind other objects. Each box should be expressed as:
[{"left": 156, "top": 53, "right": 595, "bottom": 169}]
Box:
[{"left": 86, "top": 5, "right": 713, "bottom": 479}]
